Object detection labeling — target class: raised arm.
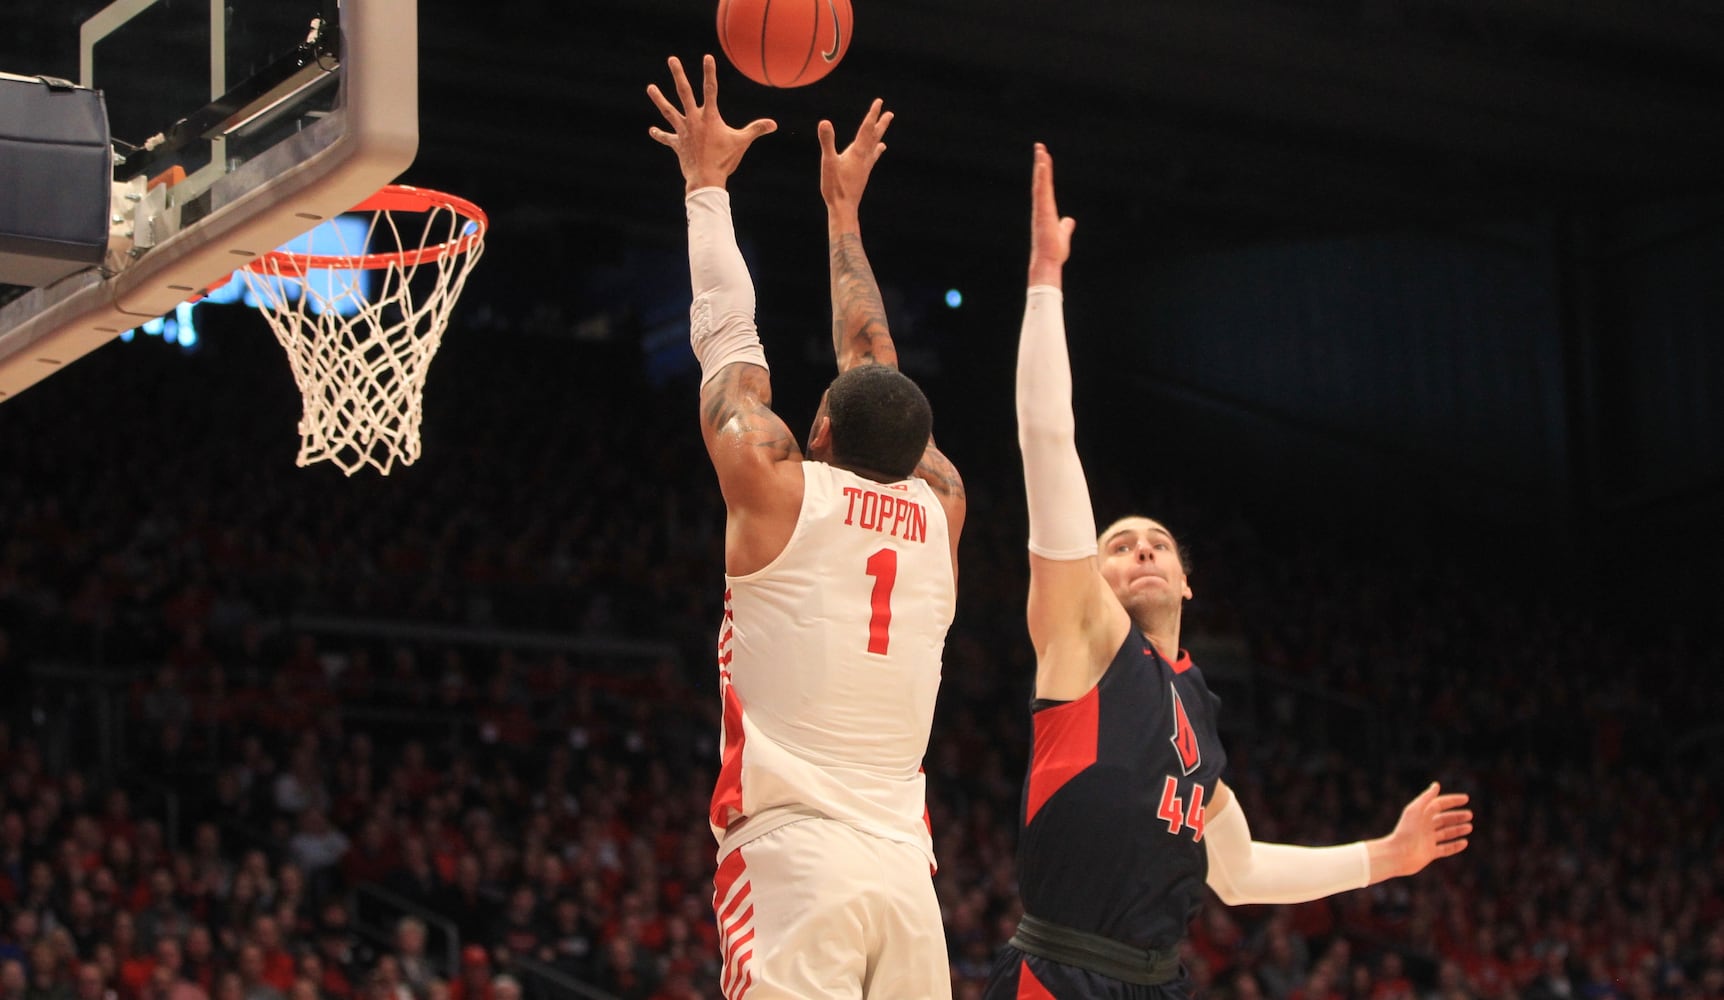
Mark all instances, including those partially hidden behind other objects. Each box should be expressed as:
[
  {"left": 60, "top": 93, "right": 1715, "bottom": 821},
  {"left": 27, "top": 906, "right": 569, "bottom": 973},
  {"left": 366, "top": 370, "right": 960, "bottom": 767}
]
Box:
[
  {"left": 819, "top": 100, "right": 897, "bottom": 373},
  {"left": 819, "top": 102, "right": 966, "bottom": 556},
  {"left": 1017, "top": 144, "right": 1130, "bottom": 700},
  {"left": 648, "top": 56, "right": 802, "bottom": 534}
]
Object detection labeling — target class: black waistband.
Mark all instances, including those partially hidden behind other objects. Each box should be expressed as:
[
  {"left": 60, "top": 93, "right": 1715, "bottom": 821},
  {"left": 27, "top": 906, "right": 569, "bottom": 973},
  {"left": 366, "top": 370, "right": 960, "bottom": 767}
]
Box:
[{"left": 1007, "top": 914, "right": 1180, "bottom": 986}]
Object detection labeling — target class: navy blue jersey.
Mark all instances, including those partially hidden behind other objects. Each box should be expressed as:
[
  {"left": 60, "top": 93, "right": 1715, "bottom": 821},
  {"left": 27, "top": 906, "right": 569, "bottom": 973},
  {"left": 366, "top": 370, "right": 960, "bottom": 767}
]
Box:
[{"left": 1015, "top": 635, "right": 1226, "bottom": 952}]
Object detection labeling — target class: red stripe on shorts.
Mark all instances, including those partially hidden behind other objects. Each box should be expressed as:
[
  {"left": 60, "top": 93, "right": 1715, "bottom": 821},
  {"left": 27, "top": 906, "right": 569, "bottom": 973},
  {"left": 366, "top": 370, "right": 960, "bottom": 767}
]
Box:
[
  {"left": 1018, "top": 959, "right": 1058, "bottom": 1000},
  {"left": 713, "top": 849, "right": 757, "bottom": 1000}
]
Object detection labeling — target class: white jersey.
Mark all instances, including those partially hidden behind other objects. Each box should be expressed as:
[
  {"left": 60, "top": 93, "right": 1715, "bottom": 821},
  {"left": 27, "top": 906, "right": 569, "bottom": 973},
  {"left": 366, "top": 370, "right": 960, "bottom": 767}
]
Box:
[{"left": 709, "top": 461, "right": 955, "bottom": 866}]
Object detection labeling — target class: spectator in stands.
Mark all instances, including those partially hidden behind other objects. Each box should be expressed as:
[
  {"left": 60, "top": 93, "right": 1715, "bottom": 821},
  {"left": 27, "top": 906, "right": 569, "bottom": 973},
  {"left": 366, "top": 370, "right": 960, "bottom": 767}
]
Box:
[
  {"left": 1, "top": 961, "right": 25, "bottom": 1000},
  {"left": 444, "top": 948, "right": 489, "bottom": 1000},
  {"left": 595, "top": 936, "right": 656, "bottom": 1000},
  {"left": 380, "top": 841, "right": 438, "bottom": 911},
  {"left": 24, "top": 940, "right": 72, "bottom": 1000},
  {"left": 145, "top": 955, "right": 206, "bottom": 1000},
  {"left": 177, "top": 931, "right": 216, "bottom": 998},
  {"left": 234, "top": 944, "right": 282, "bottom": 1000},
  {"left": 388, "top": 920, "right": 432, "bottom": 1000},
  {"left": 364, "top": 958, "right": 405, "bottom": 1000},
  {"left": 134, "top": 872, "right": 190, "bottom": 953},
  {"left": 208, "top": 972, "right": 242, "bottom": 1000},
  {"left": 431, "top": 861, "right": 488, "bottom": 951},
  {"left": 69, "top": 964, "right": 110, "bottom": 1000},
  {"left": 490, "top": 887, "right": 540, "bottom": 961},
  {"left": 285, "top": 813, "right": 347, "bottom": 893},
  {"left": 272, "top": 746, "right": 326, "bottom": 820}
]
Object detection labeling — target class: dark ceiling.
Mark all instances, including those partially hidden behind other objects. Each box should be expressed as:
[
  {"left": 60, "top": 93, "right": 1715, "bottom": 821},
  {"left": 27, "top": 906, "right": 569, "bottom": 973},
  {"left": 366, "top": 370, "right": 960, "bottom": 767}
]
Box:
[
  {"left": 7, "top": 0, "right": 1724, "bottom": 280},
  {"left": 10, "top": 0, "right": 1724, "bottom": 300},
  {"left": 401, "top": 0, "right": 1724, "bottom": 260}
]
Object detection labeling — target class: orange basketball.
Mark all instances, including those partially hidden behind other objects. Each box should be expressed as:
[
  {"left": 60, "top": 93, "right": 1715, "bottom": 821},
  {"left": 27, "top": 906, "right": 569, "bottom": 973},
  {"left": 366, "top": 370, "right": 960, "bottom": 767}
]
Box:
[{"left": 717, "top": 0, "right": 854, "bottom": 88}]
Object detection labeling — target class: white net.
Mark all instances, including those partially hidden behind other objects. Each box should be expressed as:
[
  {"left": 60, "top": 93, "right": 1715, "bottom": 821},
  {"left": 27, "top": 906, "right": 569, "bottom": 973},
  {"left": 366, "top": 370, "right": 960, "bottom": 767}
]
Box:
[{"left": 240, "top": 188, "right": 486, "bottom": 475}]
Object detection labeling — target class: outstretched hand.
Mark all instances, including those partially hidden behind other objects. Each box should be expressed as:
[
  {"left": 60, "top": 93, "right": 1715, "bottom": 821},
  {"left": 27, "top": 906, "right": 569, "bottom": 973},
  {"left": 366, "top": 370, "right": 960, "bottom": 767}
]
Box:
[
  {"left": 1029, "top": 143, "right": 1077, "bottom": 287},
  {"left": 647, "top": 55, "right": 777, "bottom": 193},
  {"left": 819, "top": 99, "right": 893, "bottom": 214},
  {"left": 1370, "top": 782, "right": 1473, "bottom": 881}
]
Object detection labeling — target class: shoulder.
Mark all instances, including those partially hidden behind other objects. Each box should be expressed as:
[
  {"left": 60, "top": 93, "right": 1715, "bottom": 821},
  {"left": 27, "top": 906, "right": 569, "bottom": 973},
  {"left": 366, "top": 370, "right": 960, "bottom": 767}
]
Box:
[{"left": 914, "top": 447, "right": 963, "bottom": 506}]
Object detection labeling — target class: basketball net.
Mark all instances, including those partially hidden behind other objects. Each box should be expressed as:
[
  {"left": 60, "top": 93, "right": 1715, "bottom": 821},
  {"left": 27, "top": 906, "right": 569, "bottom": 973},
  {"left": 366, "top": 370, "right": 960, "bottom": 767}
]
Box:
[{"left": 239, "top": 186, "right": 487, "bottom": 476}]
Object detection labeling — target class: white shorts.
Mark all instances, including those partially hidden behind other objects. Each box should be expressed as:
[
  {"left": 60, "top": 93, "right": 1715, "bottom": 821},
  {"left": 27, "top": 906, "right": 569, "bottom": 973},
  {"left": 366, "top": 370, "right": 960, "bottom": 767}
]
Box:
[{"left": 713, "top": 818, "right": 950, "bottom": 999}]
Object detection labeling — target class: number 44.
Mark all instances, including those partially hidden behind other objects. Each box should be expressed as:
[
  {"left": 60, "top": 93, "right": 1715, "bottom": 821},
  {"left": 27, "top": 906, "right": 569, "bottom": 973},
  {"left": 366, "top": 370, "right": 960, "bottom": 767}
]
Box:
[{"left": 1157, "top": 777, "right": 1207, "bottom": 842}]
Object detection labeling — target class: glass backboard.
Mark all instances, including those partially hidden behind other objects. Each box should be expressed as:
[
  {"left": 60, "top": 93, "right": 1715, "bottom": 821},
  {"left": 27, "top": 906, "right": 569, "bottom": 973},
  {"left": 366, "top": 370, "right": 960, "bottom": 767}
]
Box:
[{"left": 0, "top": 0, "right": 417, "bottom": 401}]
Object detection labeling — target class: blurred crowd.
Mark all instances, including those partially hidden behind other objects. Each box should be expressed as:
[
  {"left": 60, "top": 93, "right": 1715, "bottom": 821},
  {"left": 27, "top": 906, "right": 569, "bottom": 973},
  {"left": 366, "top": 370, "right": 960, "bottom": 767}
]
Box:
[{"left": 0, "top": 328, "right": 1719, "bottom": 1000}]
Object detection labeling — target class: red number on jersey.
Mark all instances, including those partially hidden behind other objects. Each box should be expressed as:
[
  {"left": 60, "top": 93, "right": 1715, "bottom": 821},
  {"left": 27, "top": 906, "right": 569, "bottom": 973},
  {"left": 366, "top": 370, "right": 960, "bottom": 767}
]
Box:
[
  {"left": 1157, "top": 776, "right": 1185, "bottom": 834},
  {"left": 864, "top": 548, "right": 897, "bottom": 654},
  {"left": 1185, "top": 782, "right": 1206, "bottom": 842},
  {"left": 1157, "top": 776, "right": 1208, "bottom": 841}
]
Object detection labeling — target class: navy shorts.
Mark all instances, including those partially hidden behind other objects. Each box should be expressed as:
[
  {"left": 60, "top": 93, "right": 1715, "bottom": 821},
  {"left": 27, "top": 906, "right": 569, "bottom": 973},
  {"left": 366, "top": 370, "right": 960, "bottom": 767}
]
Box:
[{"left": 983, "top": 945, "right": 1194, "bottom": 1000}]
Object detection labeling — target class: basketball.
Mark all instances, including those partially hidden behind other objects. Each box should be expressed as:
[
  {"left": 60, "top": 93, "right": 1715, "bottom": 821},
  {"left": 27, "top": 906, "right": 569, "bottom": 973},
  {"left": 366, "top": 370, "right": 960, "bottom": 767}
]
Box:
[{"left": 717, "top": 0, "right": 853, "bottom": 88}]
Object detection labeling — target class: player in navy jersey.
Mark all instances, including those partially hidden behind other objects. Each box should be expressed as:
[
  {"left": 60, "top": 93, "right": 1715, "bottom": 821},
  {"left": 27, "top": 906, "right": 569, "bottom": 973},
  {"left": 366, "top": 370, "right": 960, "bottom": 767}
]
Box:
[{"left": 984, "top": 144, "right": 1476, "bottom": 1000}]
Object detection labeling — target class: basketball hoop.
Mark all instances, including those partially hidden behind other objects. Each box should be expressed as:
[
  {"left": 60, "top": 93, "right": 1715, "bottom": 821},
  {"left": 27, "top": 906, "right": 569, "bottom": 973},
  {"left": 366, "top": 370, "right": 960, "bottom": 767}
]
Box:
[{"left": 240, "top": 184, "right": 487, "bottom": 475}]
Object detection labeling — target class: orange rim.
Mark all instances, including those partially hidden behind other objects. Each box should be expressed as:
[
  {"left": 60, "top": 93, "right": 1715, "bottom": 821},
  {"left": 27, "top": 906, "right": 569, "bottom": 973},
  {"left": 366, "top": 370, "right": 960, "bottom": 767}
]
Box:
[{"left": 245, "top": 184, "right": 488, "bottom": 278}]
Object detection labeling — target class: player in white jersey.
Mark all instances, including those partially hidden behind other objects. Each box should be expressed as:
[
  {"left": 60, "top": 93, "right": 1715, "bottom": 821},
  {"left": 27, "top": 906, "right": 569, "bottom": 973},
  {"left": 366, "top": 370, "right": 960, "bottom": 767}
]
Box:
[{"left": 647, "top": 55, "right": 966, "bottom": 999}]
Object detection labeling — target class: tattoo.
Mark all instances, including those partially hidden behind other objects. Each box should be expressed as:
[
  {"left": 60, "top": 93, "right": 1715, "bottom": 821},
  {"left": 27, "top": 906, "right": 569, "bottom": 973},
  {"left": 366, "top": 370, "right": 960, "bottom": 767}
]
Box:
[
  {"left": 829, "top": 232, "right": 897, "bottom": 369},
  {"left": 699, "top": 365, "right": 799, "bottom": 462},
  {"left": 914, "top": 447, "right": 965, "bottom": 502}
]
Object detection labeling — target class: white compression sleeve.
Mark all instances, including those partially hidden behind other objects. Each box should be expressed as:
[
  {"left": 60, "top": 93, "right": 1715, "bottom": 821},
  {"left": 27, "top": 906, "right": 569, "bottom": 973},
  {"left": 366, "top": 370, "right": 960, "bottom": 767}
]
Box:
[
  {"left": 1203, "top": 793, "right": 1371, "bottom": 906},
  {"left": 686, "top": 187, "right": 769, "bottom": 386},
  {"left": 1017, "top": 285, "right": 1099, "bottom": 560}
]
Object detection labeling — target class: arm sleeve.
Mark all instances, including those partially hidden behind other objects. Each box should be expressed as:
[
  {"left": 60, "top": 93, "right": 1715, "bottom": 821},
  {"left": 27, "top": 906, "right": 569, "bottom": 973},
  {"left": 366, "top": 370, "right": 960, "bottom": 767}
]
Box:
[
  {"left": 686, "top": 187, "right": 769, "bottom": 386},
  {"left": 1017, "top": 285, "right": 1099, "bottom": 560},
  {"left": 1203, "top": 792, "right": 1371, "bottom": 906}
]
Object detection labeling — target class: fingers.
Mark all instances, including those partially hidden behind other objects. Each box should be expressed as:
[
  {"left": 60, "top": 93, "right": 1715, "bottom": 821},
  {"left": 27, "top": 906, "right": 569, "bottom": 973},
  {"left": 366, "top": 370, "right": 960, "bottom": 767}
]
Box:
[
  {"left": 1405, "top": 782, "right": 1440, "bottom": 812},
  {"left": 1032, "top": 144, "right": 1056, "bottom": 197},
  {"left": 744, "top": 118, "right": 779, "bottom": 140},
  {"left": 1433, "top": 812, "right": 1473, "bottom": 833},
  {"left": 668, "top": 55, "right": 698, "bottom": 114},
  {"left": 1432, "top": 793, "right": 1470, "bottom": 811},
  {"left": 817, "top": 119, "right": 837, "bottom": 156},
  {"left": 850, "top": 99, "right": 891, "bottom": 148},
  {"left": 646, "top": 83, "right": 682, "bottom": 127},
  {"left": 702, "top": 54, "right": 719, "bottom": 105},
  {"left": 858, "top": 98, "right": 883, "bottom": 136},
  {"left": 646, "top": 126, "right": 676, "bottom": 148}
]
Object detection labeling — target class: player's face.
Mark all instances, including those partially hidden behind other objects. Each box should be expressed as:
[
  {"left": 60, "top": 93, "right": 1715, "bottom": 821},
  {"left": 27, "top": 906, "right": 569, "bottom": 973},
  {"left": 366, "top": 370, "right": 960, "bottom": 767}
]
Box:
[{"left": 1097, "top": 517, "right": 1191, "bottom": 612}]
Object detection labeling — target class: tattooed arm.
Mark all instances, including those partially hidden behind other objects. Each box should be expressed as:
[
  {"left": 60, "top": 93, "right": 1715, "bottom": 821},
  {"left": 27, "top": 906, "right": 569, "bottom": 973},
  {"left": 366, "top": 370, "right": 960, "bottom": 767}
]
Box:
[
  {"left": 697, "top": 363, "right": 802, "bottom": 494},
  {"left": 689, "top": 264, "right": 805, "bottom": 577},
  {"left": 818, "top": 100, "right": 900, "bottom": 373},
  {"left": 818, "top": 102, "right": 966, "bottom": 564}
]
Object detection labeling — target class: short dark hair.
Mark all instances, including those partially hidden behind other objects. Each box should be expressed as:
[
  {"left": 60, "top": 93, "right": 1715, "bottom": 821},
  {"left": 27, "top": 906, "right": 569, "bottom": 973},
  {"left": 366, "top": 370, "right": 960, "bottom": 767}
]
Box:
[
  {"left": 825, "top": 365, "right": 932, "bottom": 480},
  {"left": 1100, "top": 515, "right": 1194, "bottom": 579}
]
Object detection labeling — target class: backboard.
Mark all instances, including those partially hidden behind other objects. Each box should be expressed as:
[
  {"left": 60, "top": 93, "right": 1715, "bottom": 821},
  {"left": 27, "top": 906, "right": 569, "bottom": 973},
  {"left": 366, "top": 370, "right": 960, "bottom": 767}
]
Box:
[{"left": 0, "top": 0, "right": 417, "bottom": 401}]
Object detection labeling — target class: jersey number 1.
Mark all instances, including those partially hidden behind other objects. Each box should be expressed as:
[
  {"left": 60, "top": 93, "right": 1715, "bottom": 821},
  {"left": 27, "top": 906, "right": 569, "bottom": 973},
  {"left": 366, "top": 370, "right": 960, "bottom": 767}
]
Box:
[{"left": 865, "top": 548, "right": 897, "bottom": 655}]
